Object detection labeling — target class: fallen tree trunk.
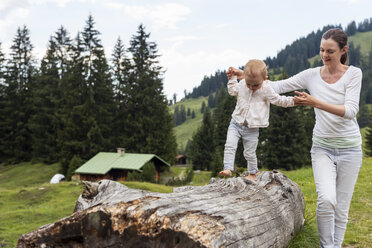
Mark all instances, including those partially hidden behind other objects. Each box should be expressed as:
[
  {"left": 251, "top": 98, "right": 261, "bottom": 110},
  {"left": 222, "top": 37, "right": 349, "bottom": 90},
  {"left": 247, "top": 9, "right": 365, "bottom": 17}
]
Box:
[{"left": 17, "top": 171, "right": 305, "bottom": 248}]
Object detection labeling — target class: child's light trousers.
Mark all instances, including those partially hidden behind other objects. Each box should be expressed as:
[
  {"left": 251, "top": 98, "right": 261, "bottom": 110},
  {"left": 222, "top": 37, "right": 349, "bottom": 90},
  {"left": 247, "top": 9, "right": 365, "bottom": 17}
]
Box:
[
  {"left": 223, "top": 119, "right": 259, "bottom": 174},
  {"left": 311, "top": 143, "right": 362, "bottom": 248}
]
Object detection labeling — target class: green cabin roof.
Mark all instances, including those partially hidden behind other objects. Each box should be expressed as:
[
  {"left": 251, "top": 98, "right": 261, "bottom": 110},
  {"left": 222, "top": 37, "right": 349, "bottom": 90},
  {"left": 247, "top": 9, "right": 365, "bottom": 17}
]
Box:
[{"left": 75, "top": 152, "right": 170, "bottom": 175}]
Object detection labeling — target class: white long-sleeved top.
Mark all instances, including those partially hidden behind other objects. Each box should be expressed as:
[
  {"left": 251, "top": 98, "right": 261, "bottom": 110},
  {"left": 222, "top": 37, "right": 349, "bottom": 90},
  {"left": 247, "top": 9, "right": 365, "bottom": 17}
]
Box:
[
  {"left": 228, "top": 76, "right": 294, "bottom": 128},
  {"left": 269, "top": 66, "right": 362, "bottom": 138}
]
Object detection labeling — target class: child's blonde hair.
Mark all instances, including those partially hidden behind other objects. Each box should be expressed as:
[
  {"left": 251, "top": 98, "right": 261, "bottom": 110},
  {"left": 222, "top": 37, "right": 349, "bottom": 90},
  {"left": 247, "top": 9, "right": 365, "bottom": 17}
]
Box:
[{"left": 244, "top": 59, "right": 267, "bottom": 81}]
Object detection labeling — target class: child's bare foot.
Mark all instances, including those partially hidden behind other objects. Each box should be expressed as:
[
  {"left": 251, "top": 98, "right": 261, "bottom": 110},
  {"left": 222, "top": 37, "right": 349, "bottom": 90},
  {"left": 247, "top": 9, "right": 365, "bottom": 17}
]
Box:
[
  {"left": 219, "top": 169, "right": 232, "bottom": 177},
  {"left": 245, "top": 171, "right": 261, "bottom": 181}
]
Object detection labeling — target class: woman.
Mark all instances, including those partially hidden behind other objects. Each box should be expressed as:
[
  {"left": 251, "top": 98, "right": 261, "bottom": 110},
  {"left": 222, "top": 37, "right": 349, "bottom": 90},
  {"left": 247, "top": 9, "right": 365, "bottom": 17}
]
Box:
[{"left": 228, "top": 28, "right": 362, "bottom": 248}]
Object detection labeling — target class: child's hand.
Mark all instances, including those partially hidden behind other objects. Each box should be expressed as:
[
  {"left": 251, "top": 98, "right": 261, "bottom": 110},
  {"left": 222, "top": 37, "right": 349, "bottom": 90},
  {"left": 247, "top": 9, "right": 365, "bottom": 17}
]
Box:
[
  {"left": 227, "top": 67, "right": 244, "bottom": 80},
  {"left": 219, "top": 169, "right": 232, "bottom": 177},
  {"left": 294, "top": 91, "right": 317, "bottom": 107}
]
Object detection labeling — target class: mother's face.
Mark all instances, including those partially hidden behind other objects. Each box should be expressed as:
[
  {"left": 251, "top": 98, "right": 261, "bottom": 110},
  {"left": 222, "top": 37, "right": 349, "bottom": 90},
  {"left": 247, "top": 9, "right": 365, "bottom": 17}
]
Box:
[{"left": 319, "top": 38, "right": 347, "bottom": 66}]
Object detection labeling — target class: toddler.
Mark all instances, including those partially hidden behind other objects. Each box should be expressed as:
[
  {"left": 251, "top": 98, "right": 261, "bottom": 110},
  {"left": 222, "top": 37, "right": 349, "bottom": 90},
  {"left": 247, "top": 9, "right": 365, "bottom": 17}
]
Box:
[{"left": 219, "top": 59, "right": 294, "bottom": 180}]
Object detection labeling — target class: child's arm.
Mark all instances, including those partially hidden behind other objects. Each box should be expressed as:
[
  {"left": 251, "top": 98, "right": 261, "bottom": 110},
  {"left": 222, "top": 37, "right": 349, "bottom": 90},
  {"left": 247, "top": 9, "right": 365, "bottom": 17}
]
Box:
[
  {"left": 265, "top": 82, "right": 294, "bottom": 107},
  {"left": 227, "top": 76, "right": 239, "bottom": 96},
  {"left": 227, "top": 67, "right": 244, "bottom": 80}
]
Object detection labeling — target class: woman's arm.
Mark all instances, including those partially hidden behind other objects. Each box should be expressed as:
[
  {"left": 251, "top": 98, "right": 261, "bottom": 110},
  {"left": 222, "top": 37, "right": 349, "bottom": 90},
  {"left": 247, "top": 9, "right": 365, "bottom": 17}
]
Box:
[
  {"left": 270, "top": 71, "right": 309, "bottom": 94},
  {"left": 343, "top": 68, "right": 362, "bottom": 119},
  {"left": 227, "top": 67, "right": 309, "bottom": 94},
  {"left": 294, "top": 68, "right": 362, "bottom": 119},
  {"left": 294, "top": 91, "right": 346, "bottom": 117}
]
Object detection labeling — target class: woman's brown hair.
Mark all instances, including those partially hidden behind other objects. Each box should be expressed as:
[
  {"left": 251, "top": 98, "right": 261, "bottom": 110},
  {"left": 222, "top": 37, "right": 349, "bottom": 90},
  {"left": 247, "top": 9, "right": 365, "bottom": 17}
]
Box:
[{"left": 322, "top": 28, "right": 348, "bottom": 64}]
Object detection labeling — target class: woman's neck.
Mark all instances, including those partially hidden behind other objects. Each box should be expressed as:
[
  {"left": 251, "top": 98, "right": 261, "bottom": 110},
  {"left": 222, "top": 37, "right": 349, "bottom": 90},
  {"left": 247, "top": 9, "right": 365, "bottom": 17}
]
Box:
[{"left": 322, "top": 63, "right": 347, "bottom": 75}]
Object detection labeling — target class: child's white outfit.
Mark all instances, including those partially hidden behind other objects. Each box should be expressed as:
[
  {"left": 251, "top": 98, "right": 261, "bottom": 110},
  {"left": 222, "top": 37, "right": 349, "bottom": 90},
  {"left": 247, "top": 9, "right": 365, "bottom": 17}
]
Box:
[
  {"left": 270, "top": 66, "right": 362, "bottom": 248},
  {"left": 223, "top": 76, "right": 294, "bottom": 174}
]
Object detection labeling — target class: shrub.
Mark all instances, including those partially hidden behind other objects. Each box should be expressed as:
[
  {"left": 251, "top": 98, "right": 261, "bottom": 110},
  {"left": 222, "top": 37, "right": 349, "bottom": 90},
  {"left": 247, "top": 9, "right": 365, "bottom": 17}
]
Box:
[{"left": 127, "top": 162, "right": 156, "bottom": 183}]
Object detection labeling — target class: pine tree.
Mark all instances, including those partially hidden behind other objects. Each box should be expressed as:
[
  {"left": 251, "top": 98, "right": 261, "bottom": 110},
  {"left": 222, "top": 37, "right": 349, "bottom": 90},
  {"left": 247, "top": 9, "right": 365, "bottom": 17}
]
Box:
[
  {"left": 59, "top": 15, "right": 116, "bottom": 174},
  {"left": 58, "top": 31, "right": 88, "bottom": 174},
  {"left": 3, "top": 26, "right": 36, "bottom": 162},
  {"left": 191, "top": 110, "right": 195, "bottom": 118},
  {"left": 210, "top": 146, "right": 223, "bottom": 177},
  {"left": 357, "top": 104, "right": 370, "bottom": 128},
  {"left": 208, "top": 94, "right": 216, "bottom": 108},
  {"left": 126, "top": 24, "right": 177, "bottom": 163},
  {"left": 173, "top": 105, "right": 179, "bottom": 126},
  {"left": 0, "top": 42, "right": 6, "bottom": 160},
  {"left": 180, "top": 105, "right": 186, "bottom": 124},
  {"left": 201, "top": 101, "right": 206, "bottom": 113},
  {"left": 345, "top": 21, "right": 357, "bottom": 36},
  {"left": 81, "top": 14, "right": 114, "bottom": 153},
  {"left": 365, "top": 123, "right": 372, "bottom": 157},
  {"left": 260, "top": 105, "right": 311, "bottom": 170},
  {"left": 348, "top": 42, "right": 361, "bottom": 67},
  {"left": 214, "top": 86, "right": 236, "bottom": 148},
  {"left": 111, "top": 36, "right": 132, "bottom": 149},
  {"left": 189, "top": 107, "right": 215, "bottom": 170},
  {"left": 258, "top": 71, "right": 313, "bottom": 170},
  {"left": 29, "top": 26, "right": 73, "bottom": 163}
]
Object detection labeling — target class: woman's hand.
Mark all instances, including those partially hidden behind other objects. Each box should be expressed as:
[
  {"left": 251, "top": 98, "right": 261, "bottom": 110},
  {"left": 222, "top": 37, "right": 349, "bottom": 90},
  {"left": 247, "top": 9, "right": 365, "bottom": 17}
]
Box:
[
  {"left": 227, "top": 67, "right": 244, "bottom": 80},
  {"left": 294, "top": 91, "right": 317, "bottom": 107},
  {"left": 294, "top": 90, "right": 346, "bottom": 117}
]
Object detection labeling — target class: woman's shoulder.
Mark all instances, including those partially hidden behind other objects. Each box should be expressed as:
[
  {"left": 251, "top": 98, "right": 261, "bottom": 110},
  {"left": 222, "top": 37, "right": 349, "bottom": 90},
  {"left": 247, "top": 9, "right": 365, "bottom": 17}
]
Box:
[
  {"left": 290, "top": 67, "right": 320, "bottom": 79},
  {"left": 347, "top": 65, "right": 362, "bottom": 75},
  {"left": 301, "top": 67, "right": 320, "bottom": 75}
]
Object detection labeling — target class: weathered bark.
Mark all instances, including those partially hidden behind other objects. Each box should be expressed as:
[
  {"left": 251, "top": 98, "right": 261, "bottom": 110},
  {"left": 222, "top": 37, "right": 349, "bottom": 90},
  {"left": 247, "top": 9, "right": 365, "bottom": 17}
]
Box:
[{"left": 17, "top": 171, "right": 305, "bottom": 248}]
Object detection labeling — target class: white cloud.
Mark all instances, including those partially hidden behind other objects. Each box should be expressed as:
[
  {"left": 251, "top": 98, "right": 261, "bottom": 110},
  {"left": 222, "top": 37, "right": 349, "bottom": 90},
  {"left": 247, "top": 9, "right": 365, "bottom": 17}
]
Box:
[
  {"left": 27, "top": 0, "right": 92, "bottom": 7},
  {"left": 28, "top": 0, "right": 71, "bottom": 7},
  {"left": 103, "top": 2, "right": 191, "bottom": 30},
  {"left": 0, "top": 0, "right": 14, "bottom": 11},
  {"left": 328, "top": 0, "right": 362, "bottom": 4},
  {"left": 0, "top": 7, "right": 30, "bottom": 36},
  {"left": 167, "top": 36, "right": 201, "bottom": 42},
  {"left": 215, "top": 23, "right": 230, "bottom": 29},
  {"left": 160, "top": 44, "right": 243, "bottom": 98}
]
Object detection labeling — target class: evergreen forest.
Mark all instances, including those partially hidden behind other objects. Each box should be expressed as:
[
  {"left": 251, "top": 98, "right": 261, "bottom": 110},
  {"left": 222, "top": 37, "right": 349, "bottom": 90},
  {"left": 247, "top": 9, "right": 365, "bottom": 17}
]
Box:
[{"left": 0, "top": 15, "right": 177, "bottom": 178}]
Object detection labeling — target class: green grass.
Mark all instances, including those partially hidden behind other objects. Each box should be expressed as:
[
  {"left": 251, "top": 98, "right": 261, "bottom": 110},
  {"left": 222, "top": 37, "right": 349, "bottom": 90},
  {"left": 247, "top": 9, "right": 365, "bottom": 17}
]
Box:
[
  {"left": 0, "top": 162, "right": 83, "bottom": 247},
  {"left": 1, "top": 161, "right": 371, "bottom": 247},
  {"left": 192, "top": 170, "right": 212, "bottom": 186},
  {"left": 284, "top": 167, "right": 321, "bottom": 247},
  {"left": 286, "top": 158, "right": 372, "bottom": 248},
  {"left": 0, "top": 162, "right": 61, "bottom": 189},
  {"left": 121, "top": 181, "right": 173, "bottom": 193},
  {"left": 169, "top": 96, "right": 208, "bottom": 150}
]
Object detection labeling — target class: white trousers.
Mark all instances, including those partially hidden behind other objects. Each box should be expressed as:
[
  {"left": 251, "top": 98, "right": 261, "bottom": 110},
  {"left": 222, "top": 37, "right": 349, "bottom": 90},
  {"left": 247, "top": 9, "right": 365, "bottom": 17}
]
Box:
[
  {"left": 223, "top": 119, "right": 259, "bottom": 174},
  {"left": 310, "top": 144, "right": 362, "bottom": 248}
]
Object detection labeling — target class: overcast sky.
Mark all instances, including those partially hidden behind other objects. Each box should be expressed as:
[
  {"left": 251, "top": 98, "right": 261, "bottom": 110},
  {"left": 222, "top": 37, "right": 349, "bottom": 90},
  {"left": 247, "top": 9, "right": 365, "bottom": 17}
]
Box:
[{"left": 1, "top": 0, "right": 372, "bottom": 100}]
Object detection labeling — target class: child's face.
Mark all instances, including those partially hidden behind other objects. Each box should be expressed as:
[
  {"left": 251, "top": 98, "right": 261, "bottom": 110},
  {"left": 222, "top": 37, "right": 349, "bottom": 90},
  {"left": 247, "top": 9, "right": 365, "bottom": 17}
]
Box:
[{"left": 245, "top": 76, "right": 264, "bottom": 91}]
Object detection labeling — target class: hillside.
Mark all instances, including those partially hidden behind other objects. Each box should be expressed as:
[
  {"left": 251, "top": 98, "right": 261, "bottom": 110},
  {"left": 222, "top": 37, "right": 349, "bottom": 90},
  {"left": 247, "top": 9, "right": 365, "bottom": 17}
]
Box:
[
  {"left": 349, "top": 31, "right": 372, "bottom": 55},
  {"left": 169, "top": 96, "right": 208, "bottom": 151},
  {"left": 173, "top": 30, "right": 372, "bottom": 148}
]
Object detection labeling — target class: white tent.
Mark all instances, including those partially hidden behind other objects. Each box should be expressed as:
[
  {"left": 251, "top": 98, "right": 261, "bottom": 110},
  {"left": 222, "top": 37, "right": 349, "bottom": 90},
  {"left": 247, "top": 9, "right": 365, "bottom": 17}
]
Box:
[{"left": 50, "top": 174, "right": 65, "bottom": 184}]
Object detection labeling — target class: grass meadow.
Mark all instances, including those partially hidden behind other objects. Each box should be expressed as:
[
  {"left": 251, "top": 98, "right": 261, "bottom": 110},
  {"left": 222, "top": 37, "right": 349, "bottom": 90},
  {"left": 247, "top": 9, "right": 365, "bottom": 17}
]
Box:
[{"left": 1, "top": 160, "right": 371, "bottom": 247}]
